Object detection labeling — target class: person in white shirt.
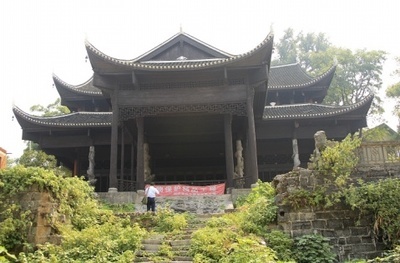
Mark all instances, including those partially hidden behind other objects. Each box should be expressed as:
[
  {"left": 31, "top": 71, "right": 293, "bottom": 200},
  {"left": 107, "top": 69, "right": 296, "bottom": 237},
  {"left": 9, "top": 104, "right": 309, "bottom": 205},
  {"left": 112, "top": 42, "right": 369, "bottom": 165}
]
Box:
[{"left": 145, "top": 182, "right": 160, "bottom": 212}]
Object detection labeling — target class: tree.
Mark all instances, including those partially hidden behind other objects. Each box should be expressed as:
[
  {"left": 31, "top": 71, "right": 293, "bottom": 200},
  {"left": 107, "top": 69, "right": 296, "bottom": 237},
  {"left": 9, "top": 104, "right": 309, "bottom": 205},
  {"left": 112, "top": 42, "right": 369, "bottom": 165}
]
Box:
[
  {"left": 18, "top": 142, "right": 57, "bottom": 169},
  {"left": 386, "top": 56, "right": 400, "bottom": 131},
  {"left": 16, "top": 100, "right": 70, "bottom": 169},
  {"left": 273, "top": 28, "right": 387, "bottom": 115},
  {"left": 30, "top": 98, "right": 70, "bottom": 117}
]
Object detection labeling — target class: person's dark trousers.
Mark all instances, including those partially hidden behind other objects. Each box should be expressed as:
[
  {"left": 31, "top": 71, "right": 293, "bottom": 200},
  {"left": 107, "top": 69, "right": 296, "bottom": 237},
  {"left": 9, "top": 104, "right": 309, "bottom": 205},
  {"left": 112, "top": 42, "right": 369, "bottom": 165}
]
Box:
[{"left": 147, "top": 197, "right": 156, "bottom": 212}]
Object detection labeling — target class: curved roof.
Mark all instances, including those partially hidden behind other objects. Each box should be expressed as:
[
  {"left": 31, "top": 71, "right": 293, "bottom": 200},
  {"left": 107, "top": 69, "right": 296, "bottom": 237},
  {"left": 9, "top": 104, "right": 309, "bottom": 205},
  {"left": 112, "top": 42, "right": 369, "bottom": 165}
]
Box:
[
  {"left": 268, "top": 63, "right": 336, "bottom": 90},
  {"left": 53, "top": 74, "right": 102, "bottom": 96},
  {"left": 12, "top": 106, "right": 112, "bottom": 128},
  {"left": 85, "top": 33, "right": 274, "bottom": 73},
  {"left": 263, "top": 94, "right": 373, "bottom": 120}
]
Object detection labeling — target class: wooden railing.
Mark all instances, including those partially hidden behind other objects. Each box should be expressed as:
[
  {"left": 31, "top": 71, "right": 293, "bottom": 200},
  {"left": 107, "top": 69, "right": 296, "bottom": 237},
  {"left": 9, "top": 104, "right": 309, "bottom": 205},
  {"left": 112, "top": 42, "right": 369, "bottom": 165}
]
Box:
[{"left": 358, "top": 141, "right": 400, "bottom": 165}]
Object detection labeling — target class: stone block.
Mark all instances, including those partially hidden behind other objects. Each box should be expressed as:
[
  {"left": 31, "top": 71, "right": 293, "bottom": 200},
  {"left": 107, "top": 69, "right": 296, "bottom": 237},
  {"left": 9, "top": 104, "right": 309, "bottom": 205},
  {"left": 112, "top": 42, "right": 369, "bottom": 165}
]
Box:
[
  {"left": 338, "top": 237, "right": 346, "bottom": 245},
  {"left": 287, "top": 212, "right": 299, "bottom": 221},
  {"left": 351, "top": 243, "right": 377, "bottom": 254},
  {"left": 342, "top": 218, "right": 356, "bottom": 228},
  {"left": 291, "top": 221, "right": 312, "bottom": 230},
  {"left": 311, "top": 219, "right": 327, "bottom": 229},
  {"left": 291, "top": 228, "right": 314, "bottom": 237},
  {"left": 346, "top": 236, "right": 361, "bottom": 244},
  {"left": 350, "top": 227, "right": 370, "bottom": 237},
  {"left": 327, "top": 219, "right": 344, "bottom": 229},
  {"left": 335, "top": 229, "right": 351, "bottom": 237},
  {"left": 320, "top": 229, "right": 336, "bottom": 238},
  {"left": 298, "top": 212, "right": 315, "bottom": 221}
]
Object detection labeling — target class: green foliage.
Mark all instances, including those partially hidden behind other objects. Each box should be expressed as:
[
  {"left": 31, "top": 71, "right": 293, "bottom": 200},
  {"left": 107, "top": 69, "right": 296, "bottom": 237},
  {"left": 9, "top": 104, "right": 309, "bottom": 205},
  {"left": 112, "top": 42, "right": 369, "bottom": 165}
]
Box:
[
  {"left": 190, "top": 226, "right": 238, "bottom": 262},
  {"left": 100, "top": 202, "right": 135, "bottom": 213},
  {"left": 153, "top": 207, "right": 188, "bottom": 233},
  {"left": 17, "top": 149, "right": 57, "bottom": 169},
  {"left": 239, "top": 196, "right": 277, "bottom": 235},
  {"left": 284, "top": 187, "right": 326, "bottom": 209},
  {"left": 190, "top": 188, "right": 278, "bottom": 263},
  {"left": 233, "top": 181, "right": 277, "bottom": 235},
  {"left": 131, "top": 207, "right": 189, "bottom": 233},
  {"left": 293, "top": 234, "right": 336, "bottom": 263},
  {"left": 30, "top": 98, "right": 70, "bottom": 117},
  {"left": 235, "top": 180, "right": 276, "bottom": 207},
  {"left": 0, "top": 245, "right": 17, "bottom": 262},
  {"left": 264, "top": 230, "right": 294, "bottom": 262},
  {"left": 345, "top": 178, "right": 400, "bottom": 247},
  {"left": 386, "top": 56, "right": 400, "bottom": 124},
  {"left": 220, "top": 236, "right": 277, "bottom": 263},
  {"left": 273, "top": 28, "right": 386, "bottom": 115},
  {"left": 20, "top": 216, "right": 145, "bottom": 262},
  {"left": 285, "top": 134, "right": 362, "bottom": 209},
  {"left": 370, "top": 245, "right": 400, "bottom": 262},
  {"left": 0, "top": 165, "right": 147, "bottom": 262},
  {"left": 314, "top": 134, "right": 362, "bottom": 185}
]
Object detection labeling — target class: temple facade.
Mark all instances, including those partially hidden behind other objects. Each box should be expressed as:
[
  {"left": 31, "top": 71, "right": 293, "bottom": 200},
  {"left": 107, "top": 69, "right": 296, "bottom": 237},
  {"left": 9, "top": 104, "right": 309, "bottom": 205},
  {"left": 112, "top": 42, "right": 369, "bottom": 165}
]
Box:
[{"left": 13, "top": 32, "right": 373, "bottom": 192}]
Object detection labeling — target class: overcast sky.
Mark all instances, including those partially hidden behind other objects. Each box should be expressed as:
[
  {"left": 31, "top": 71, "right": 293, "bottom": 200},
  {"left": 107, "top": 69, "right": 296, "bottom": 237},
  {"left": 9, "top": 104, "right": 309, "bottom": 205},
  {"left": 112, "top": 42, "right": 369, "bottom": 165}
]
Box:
[{"left": 1, "top": 0, "right": 399, "bottom": 158}]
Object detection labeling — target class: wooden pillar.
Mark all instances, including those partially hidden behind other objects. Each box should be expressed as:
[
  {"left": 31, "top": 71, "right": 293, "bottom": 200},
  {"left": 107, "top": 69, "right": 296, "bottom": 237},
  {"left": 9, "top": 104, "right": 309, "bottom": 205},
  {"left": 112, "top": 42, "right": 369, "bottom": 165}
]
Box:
[
  {"left": 246, "top": 87, "right": 259, "bottom": 186},
  {"left": 73, "top": 159, "right": 79, "bottom": 176},
  {"left": 120, "top": 122, "right": 125, "bottom": 180},
  {"left": 136, "top": 117, "right": 145, "bottom": 191},
  {"left": 130, "top": 142, "right": 135, "bottom": 181},
  {"left": 109, "top": 90, "right": 119, "bottom": 191},
  {"left": 224, "top": 114, "right": 234, "bottom": 190}
]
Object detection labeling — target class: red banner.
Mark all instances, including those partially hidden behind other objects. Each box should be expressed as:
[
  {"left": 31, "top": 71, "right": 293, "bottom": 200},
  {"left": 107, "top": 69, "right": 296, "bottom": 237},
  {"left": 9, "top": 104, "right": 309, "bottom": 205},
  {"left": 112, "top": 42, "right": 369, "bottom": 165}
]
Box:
[{"left": 146, "top": 183, "right": 226, "bottom": 196}]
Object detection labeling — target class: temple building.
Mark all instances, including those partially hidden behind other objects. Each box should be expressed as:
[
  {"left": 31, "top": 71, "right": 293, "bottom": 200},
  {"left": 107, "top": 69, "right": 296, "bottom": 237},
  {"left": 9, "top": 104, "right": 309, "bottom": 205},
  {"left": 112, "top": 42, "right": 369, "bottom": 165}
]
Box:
[{"left": 13, "top": 32, "right": 373, "bottom": 192}]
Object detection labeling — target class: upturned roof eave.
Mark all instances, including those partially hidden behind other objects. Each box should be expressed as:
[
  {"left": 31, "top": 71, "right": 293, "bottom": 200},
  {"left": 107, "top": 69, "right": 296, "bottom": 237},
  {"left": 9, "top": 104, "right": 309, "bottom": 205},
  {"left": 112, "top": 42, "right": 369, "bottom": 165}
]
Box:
[
  {"left": 268, "top": 64, "right": 336, "bottom": 90},
  {"left": 53, "top": 74, "right": 103, "bottom": 96},
  {"left": 85, "top": 33, "right": 274, "bottom": 73},
  {"left": 12, "top": 106, "right": 112, "bottom": 129},
  {"left": 262, "top": 93, "right": 373, "bottom": 120}
]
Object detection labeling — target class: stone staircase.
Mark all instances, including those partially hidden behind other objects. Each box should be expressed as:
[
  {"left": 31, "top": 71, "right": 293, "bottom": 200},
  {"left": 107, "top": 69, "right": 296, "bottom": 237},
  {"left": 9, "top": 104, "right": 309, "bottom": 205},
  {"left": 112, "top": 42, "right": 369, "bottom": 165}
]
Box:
[{"left": 134, "top": 214, "right": 216, "bottom": 263}]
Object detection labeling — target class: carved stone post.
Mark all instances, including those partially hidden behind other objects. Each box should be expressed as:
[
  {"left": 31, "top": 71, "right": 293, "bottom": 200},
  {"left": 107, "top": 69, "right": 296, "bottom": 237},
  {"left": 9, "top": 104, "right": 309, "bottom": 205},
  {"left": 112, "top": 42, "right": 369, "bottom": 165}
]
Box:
[
  {"left": 87, "top": 146, "right": 97, "bottom": 185},
  {"left": 292, "top": 121, "right": 300, "bottom": 169},
  {"left": 234, "top": 140, "right": 245, "bottom": 188}
]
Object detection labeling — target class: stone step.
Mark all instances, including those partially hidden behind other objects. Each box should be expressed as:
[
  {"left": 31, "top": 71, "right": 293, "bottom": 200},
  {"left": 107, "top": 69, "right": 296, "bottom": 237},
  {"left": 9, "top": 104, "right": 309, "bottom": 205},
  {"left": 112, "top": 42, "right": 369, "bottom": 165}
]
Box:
[
  {"left": 170, "top": 239, "right": 190, "bottom": 247},
  {"left": 135, "top": 213, "right": 224, "bottom": 262}
]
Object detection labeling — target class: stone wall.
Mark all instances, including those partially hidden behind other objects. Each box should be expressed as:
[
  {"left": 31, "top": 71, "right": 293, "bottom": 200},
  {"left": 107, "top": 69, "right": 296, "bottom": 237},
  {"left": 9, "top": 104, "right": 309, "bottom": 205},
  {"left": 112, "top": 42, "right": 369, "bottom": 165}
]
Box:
[
  {"left": 17, "top": 186, "right": 61, "bottom": 246},
  {"left": 273, "top": 167, "right": 400, "bottom": 262}
]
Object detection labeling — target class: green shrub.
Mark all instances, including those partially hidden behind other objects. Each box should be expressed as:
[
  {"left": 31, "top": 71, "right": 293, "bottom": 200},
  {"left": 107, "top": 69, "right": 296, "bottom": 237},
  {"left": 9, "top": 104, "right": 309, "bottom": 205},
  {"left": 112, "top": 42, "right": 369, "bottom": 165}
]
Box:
[
  {"left": 264, "top": 230, "right": 294, "bottom": 262},
  {"left": 153, "top": 207, "right": 188, "bottom": 233},
  {"left": 293, "top": 234, "right": 336, "bottom": 263},
  {"left": 190, "top": 226, "right": 238, "bottom": 262},
  {"left": 345, "top": 178, "right": 400, "bottom": 247},
  {"left": 370, "top": 245, "right": 400, "bottom": 262},
  {"left": 0, "top": 166, "right": 147, "bottom": 261},
  {"left": 239, "top": 196, "right": 277, "bottom": 235},
  {"left": 220, "top": 236, "right": 277, "bottom": 263},
  {"left": 0, "top": 245, "right": 17, "bottom": 262},
  {"left": 285, "top": 135, "right": 362, "bottom": 209},
  {"left": 19, "top": 215, "right": 146, "bottom": 262},
  {"left": 236, "top": 180, "right": 275, "bottom": 207},
  {"left": 314, "top": 134, "right": 361, "bottom": 186}
]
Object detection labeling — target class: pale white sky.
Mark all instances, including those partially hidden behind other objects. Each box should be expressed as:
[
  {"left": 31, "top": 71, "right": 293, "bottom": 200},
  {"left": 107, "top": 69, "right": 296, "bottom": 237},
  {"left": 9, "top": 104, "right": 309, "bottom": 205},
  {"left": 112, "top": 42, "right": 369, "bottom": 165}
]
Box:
[{"left": 1, "top": 0, "right": 399, "bottom": 158}]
